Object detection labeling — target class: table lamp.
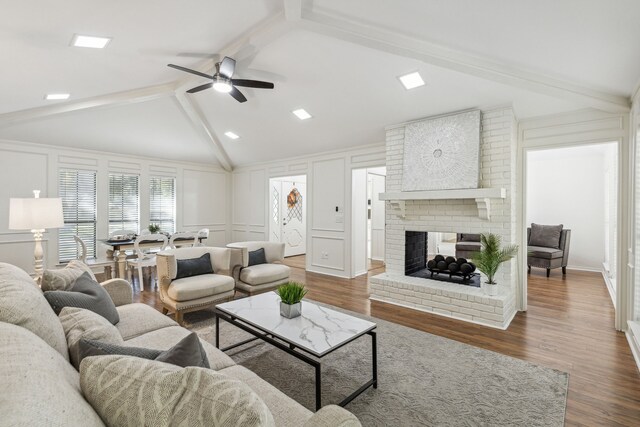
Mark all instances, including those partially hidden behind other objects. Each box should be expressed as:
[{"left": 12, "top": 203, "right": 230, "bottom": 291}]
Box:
[{"left": 9, "top": 190, "right": 64, "bottom": 278}]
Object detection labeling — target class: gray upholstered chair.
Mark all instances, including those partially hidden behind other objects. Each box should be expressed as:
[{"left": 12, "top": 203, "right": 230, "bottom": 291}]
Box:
[
  {"left": 455, "top": 233, "right": 481, "bottom": 259},
  {"left": 527, "top": 225, "right": 571, "bottom": 277},
  {"left": 227, "top": 241, "right": 290, "bottom": 295}
]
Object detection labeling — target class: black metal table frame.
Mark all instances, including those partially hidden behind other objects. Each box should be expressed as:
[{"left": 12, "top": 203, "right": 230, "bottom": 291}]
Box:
[{"left": 214, "top": 309, "right": 377, "bottom": 411}]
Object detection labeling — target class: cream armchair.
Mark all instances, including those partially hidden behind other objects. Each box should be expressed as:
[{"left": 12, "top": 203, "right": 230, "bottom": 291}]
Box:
[
  {"left": 227, "top": 241, "right": 290, "bottom": 295},
  {"left": 156, "top": 247, "right": 235, "bottom": 325}
]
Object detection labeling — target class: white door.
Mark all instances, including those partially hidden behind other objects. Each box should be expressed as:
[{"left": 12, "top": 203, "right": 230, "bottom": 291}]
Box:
[
  {"left": 270, "top": 178, "right": 306, "bottom": 257},
  {"left": 370, "top": 173, "right": 385, "bottom": 261}
]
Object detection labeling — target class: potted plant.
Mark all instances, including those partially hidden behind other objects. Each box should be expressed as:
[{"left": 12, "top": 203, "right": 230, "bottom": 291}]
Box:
[
  {"left": 276, "top": 282, "right": 308, "bottom": 319},
  {"left": 148, "top": 223, "right": 160, "bottom": 233},
  {"left": 471, "top": 233, "right": 518, "bottom": 296}
]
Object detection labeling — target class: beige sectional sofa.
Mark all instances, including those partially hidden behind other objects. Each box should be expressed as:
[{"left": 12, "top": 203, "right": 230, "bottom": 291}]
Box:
[{"left": 0, "top": 262, "right": 360, "bottom": 426}]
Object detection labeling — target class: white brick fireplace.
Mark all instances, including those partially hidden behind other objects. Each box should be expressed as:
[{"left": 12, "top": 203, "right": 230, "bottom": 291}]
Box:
[{"left": 370, "top": 107, "right": 519, "bottom": 329}]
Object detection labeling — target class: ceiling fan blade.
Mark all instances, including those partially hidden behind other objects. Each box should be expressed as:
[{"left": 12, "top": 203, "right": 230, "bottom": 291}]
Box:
[
  {"left": 229, "top": 86, "right": 247, "bottom": 103},
  {"left": 219, "top": 56, "right": 236, "bottom": 78},
  {"left": 186, "top": 83, "right": 213, "bottom": 94},
  {"left": 167, "top": 64, "right": 212, "bottom": 80},
  {"left": 231, "top": 79, "right": 274, "bottom": 89}
]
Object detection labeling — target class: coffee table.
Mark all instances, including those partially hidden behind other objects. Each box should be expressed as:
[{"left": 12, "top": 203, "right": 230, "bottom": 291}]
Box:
[{"left": 214, "top": 292, "right": 377, "bottom": 410}]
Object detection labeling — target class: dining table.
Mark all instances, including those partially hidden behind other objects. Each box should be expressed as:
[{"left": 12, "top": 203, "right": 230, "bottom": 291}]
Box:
[{"left": 101, "top": 235, "right": 205, "bottom": 279}]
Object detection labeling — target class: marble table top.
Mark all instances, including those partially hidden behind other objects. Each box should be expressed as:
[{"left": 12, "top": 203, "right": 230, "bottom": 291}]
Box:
[{"left": 216, "top": 292, "right": 376, "bottom": 357}]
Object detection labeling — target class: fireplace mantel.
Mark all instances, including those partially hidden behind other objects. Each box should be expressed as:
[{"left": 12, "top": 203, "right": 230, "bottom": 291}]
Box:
[{"left": 379, "top": 188, "right": 506, "bottom": 220}]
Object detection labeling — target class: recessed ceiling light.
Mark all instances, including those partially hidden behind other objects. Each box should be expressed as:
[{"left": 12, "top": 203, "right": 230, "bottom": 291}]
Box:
[
  {"left": 45, "top": 93, "right": 70, "bottom": 100},
  {"left": 398, "top": 71, "right": 425, "bottom": 90},
  {"left": 224, "top": 131, "right": 240, "bottom": 140},
  {"left": 71, "top": 34, "right": 112, "bottom": 49},
  {"left": 292, "top": 108, "right": 312, "bottom": 120}
]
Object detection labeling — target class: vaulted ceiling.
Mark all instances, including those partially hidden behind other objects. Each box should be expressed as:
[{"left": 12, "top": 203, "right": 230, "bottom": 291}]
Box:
[{"left": 1, "top": 0, "right": 638, "bottom": 168}]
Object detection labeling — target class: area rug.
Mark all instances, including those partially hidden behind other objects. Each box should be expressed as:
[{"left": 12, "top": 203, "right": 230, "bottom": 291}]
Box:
[{"left": 184, "top": 304, "right": 568, "bottom": 427}]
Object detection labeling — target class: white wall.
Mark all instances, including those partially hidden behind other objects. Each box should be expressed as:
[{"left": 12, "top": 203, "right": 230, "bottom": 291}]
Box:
[
  {"left": 352, "top": 169, "right": 368, "bottom": 276},
  {"left": 526, "top": 143, "right": 617, "bottom": 271},
  {"left": 232, "top": 143, "right": 385, "bottom": 278},
  {"left": 0, "top": 139, "right": 229, "bottom": 274}
]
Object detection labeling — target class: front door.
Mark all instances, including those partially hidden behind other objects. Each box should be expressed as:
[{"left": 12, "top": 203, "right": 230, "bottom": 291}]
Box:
[{"left": 270, "top": 178, "right": 306, "bottom": 257}]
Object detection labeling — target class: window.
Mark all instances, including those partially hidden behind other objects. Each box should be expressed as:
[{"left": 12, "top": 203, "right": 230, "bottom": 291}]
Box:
[
  {"left": 58, "top": 169, "right": 97, "bottom": 262},
  {"left": 150, "top": 176, "right": 176, "bottom": 233},
  {"left": 109, "top": 173, "right": 139, "bottom": 235}
]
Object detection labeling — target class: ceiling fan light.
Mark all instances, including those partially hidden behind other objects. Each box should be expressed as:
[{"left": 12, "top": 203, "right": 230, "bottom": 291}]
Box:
[{"left": 213, "top": 81, "right": 232, "bottom": 93}]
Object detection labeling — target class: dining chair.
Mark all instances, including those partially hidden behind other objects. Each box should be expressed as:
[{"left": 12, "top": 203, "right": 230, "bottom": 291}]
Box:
[
  {"left": 73, "top": 235, "right": 88, "bottom": 263},
  {"left": 169, "top": 232, "right": 198, "bottom": 249},
  {"left": 126, "top": 233, "right": 168, "bottom": 291},
  {"left": 196, "top": 228, "right": 210, "bottom": 246}
]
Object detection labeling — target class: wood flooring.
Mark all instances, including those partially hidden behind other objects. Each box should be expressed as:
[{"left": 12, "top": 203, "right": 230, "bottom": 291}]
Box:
[{"left": 133, "top": 256, "right": 640, "bottom": 426}]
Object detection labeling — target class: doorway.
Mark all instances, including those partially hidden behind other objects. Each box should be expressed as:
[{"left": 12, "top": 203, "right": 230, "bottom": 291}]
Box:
[
  {"left": 269, "top": 175, "right": 306, "bottom": 258},
  {"left": 525, "top": 142, "right": 618, "bottom": 304},
  {"left": 352, "top": 167, "right": 386, "bottom": 277}
]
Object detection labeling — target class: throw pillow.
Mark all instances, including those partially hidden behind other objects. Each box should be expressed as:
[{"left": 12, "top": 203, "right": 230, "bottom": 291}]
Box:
[
  {"left": 59, "top": 306, "right": 124, "bottom": 369},
  {"left": 176, "top": 253, "right": 213, "bottom": 280},
  {"left": 529, "top": 223, "right": 564, "bottom": 249},
  {"left": 80, "top": 355, "right": 275, "bottom": 427},
  {"left": 0, "top": 262, "right": 70, "bottom": 362},
  {"left": 78, "top": 332, "right": 210, "bottom": 369},
  {"left": 44, "top": 272, "right": 120, "bottom": 324},
  {"left": 248, "top": 248, "right": 267, "bottom": 266},
  {"left": 41, "top": 260, "right": 97, "bottom": 291}
]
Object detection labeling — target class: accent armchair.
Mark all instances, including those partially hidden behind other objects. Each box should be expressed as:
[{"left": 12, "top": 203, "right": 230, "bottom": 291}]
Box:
[
  {"left": 227, "top": 241, "right": 290, "bottom": 295},
  {"left": 527, "top": 224, "right": 571, "bottom": 277},
  {"left": 156, "top": 247, "right": 235, "bottom": 325}
]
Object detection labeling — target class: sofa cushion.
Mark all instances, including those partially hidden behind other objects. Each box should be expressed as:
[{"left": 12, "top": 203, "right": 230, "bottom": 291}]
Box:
[
  {"left": 459, "top": 233, "right": 481, "bottom": 242},
  {"left": 0, "top": 262, "right": 69, "bottom": 361},
  {"left": 41, "top": 260, "right": 97, "bottom": 291},
  {"left": 78, "top": 332, "right": 210, "bottom": 369},
  {"left": 125, "top": 325, "right": 236, "bottom": 371},
  {"left": 80, "top": 355, "right": 275, "bottom": 427},
  {"left": 44, "top": 272, "right": 120, "bottom": 324},
  {"left": 455, "top": 242, "right": 482, "bottom": 252},
  {"left": 241, "top": 264, "right": 291, "bottom": 286},
  {"left": 249, "top": 248, "right": 267, "bottom": 266},
  {"left": 220, "top": 365, "right": 312, "bottom": 426},
  {"left": 176, "top": 252, "right": 214, "bottom": 279},
  {"left": 115, "top": 303, "right": 178, "bottom": 340},
  {"left": 60, "top": 306, "right": 124, "bottom": 369},
  {"left": 528, "top": 246, "right": 564, "bottom": 260},
  {"left": 529, "top": 223, "right": 563, "bottom": 249},
  {"left": 0, "top": 322, "right": 105, "bottom": 427},
  {"left": 167, "top": 273, "right": 235, "bottom": 302}
]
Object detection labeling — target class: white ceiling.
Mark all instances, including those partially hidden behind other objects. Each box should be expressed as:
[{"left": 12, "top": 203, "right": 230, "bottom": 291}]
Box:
[
  {"left": 0, "top": 97, "right": 220, "bottom": 165},
  {"left": 313, "top": 0, "right": 640, "bottom": 96},
  {"left": 0, "top": 0, "right": 638, "bottom": 167}
]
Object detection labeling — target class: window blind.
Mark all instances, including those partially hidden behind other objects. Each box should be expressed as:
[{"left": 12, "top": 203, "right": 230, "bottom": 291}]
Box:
[
  {"left": 109, "top": 173, "right": 140, "bottom": 235},
  {"left": 150, "top": 176, "right": 176, "bottom": 234},
  {"left": 58, "top": 169, "right": 97, "bottom": 262}
]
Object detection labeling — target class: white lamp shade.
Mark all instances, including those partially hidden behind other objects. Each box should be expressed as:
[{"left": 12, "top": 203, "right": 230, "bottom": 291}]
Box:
[{"left": 9, "top": 197, "right": 64, "bottom": 230}]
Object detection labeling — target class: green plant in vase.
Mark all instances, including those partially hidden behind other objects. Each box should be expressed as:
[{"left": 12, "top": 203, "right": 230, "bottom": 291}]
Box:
[
  {"left": 276, "top": 281, "right": 308, "bottom": 318},
  {"left": 471, "top": 233, "right": 518, "bottom": 296},
  {"left": 148, "top": 223, "right": 161, "bottom": 234}
]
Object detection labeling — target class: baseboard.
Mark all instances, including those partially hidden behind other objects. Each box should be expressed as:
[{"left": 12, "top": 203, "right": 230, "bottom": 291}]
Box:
[
  {"left": 625, "top": 321, "right": 640, "bottom": 373},
  {"left": 601, "top": 263, "right": 616, "bottom": 308}
]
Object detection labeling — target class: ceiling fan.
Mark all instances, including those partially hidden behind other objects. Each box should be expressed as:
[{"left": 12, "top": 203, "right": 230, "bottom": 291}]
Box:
[{"left": 167, "top": 56, "right": 274, "bottom": 103}]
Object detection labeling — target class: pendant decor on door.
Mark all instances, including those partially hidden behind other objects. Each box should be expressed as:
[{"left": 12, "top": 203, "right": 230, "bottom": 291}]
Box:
[{"left": 287, "top": 188, "right": 303, "bottom": 222}]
